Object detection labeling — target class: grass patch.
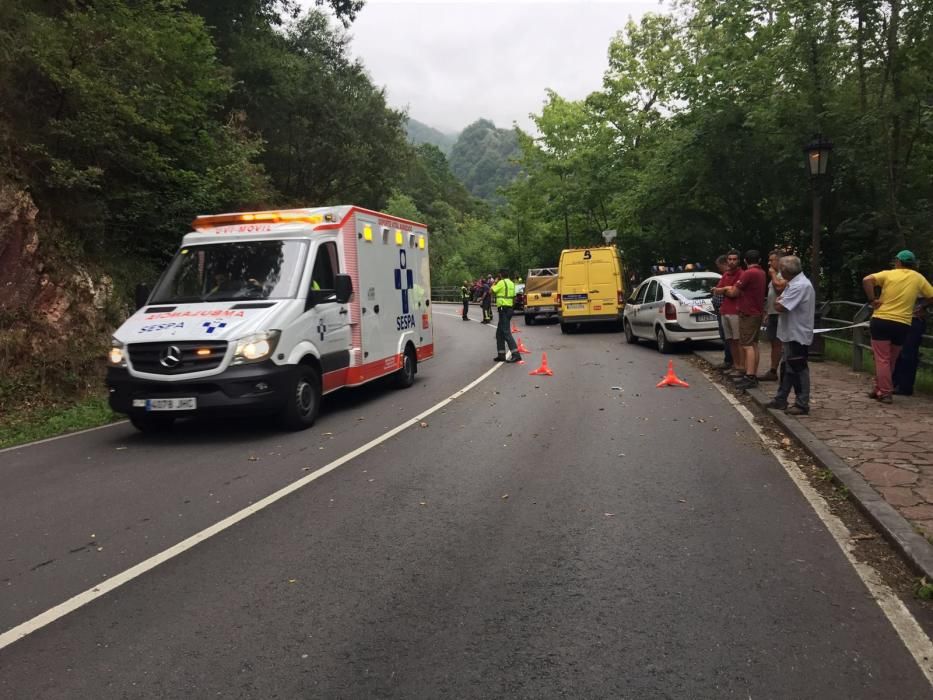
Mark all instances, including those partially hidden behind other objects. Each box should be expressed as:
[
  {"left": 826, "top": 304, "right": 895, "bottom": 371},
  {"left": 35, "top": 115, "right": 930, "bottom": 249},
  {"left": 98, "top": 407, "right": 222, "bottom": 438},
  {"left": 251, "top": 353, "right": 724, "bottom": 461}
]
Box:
[
  {"left": 823, "top": 337, "right": 933, "bottom": 395},
  {"left": 0, "top": 394, "right": 120, "bottom": 449}
]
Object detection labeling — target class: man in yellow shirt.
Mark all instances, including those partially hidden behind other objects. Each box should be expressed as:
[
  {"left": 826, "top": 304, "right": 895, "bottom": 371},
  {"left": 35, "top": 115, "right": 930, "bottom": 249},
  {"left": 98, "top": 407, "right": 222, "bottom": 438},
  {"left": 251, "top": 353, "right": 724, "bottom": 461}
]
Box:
[
  {"left": 862, "top": 250, "right": 933, "bottom": 402},
  {"left": 491, "top": 270, "right": 522, "bottom": 363}
]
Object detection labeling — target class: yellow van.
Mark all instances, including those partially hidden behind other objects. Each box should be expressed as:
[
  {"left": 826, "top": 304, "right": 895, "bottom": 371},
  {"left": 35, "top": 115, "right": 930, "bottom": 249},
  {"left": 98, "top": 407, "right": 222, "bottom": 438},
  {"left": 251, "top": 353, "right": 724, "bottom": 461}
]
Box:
[{"left": 557, "top": 246, "right": 627, "bottom": 333}]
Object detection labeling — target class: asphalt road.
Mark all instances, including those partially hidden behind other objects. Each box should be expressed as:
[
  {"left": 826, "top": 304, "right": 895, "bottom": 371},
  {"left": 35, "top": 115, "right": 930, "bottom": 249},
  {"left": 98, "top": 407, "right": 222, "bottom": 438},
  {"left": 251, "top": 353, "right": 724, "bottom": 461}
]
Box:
[{"left": 1, "top": 305, "right": 930, "bottom": 698}]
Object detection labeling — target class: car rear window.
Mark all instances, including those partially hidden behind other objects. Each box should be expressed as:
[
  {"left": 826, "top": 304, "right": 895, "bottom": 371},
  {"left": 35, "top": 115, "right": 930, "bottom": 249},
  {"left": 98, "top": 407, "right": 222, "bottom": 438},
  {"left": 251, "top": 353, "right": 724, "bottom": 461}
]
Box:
[{"left": 670, "top": 278, "right": 718, "bottom": 300}]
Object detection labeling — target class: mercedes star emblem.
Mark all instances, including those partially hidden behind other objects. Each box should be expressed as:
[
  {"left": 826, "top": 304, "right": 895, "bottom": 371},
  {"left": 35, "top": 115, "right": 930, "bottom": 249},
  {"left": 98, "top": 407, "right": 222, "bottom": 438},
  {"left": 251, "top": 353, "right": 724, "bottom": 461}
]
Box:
[{"left": 159, "top": 345, "right": 183, "bottom": 368}]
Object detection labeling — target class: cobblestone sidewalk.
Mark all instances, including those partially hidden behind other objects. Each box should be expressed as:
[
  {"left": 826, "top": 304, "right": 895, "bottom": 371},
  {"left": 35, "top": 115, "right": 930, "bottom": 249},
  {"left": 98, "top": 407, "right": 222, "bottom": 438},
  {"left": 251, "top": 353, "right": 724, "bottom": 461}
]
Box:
[{"left": 702, "top": 344, "right": 933, "bottom": 541}]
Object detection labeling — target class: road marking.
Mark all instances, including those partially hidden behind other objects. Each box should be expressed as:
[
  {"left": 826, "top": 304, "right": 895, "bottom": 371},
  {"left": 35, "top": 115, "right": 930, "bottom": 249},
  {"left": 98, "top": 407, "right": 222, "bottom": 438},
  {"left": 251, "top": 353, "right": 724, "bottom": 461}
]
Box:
[
  {"left": 710, "top": 380, "right": 933, "bottom": 685},
  {"left": 0, "top": 421, "right": 129, "bottom": 455},
  {"left": 0, "top": 363, "right": 504, "bottom": 651}
]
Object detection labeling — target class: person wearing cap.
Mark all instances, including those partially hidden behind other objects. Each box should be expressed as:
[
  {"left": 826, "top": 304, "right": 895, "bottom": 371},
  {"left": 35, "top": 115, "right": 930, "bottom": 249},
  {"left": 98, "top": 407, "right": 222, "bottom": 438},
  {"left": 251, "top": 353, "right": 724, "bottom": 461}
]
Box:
[
  {"left": 491, "top": 270, "right": 522, "bottom": 363},
  {"left": 863, "top": 250, "right": 933, "bottom": 403}
]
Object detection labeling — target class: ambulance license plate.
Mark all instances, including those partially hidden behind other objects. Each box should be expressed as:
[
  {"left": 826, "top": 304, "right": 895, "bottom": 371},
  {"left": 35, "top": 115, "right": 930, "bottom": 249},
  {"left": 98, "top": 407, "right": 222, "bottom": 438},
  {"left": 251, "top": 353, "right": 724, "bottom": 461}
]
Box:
[
  {"left": 133, "top": 398, "right": 197, "bottom": 411},
  {"left": 536, "top": 306, "right": 555, "bottom": 312},
  {"left": 566, "top": 303, "right": 586, "bottom": 310}
]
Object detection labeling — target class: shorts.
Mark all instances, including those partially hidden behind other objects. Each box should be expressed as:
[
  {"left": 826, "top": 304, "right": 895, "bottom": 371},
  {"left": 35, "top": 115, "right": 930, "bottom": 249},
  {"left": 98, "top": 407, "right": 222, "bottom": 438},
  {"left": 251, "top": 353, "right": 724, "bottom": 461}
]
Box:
[
  {"left": 739, "top": 313, "right": 763, "bottom": 346},
  {"left": 870, "top": 318, "right": 910, "bottom": 345},
  {"left": 764, "top": 314, "right": 779, "bottom": 342},
  {"left": 722, "top": 314, "right": 740, "bottom": 340}
]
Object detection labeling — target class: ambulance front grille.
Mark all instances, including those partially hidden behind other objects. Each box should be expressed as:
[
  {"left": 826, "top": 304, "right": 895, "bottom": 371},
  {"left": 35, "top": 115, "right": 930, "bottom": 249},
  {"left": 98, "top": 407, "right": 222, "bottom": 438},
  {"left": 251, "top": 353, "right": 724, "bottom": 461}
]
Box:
[{"left": 128, "top": 341, "right": 228, "bottom": 375}]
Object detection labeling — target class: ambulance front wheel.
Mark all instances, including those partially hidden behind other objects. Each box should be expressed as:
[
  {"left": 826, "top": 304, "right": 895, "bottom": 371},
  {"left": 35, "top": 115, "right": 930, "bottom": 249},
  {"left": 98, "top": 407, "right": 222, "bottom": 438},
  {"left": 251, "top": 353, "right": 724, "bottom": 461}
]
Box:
[
  {"left": 281, "top": 365, "right": 321, "bottom": 430},
  {"left": 393, "top": 346, "right": 416, "bottom": 389}
]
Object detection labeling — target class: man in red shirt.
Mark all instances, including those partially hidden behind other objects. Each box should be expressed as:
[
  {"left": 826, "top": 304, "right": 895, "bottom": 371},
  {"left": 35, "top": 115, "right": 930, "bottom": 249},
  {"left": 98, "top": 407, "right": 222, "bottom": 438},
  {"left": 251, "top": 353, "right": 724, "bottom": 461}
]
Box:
[
  {"left": 713, "top": 250, "right": 744, "bottom": 374},
  {"left": 723, "top": 250, "right": 767, "bottom": 389}
]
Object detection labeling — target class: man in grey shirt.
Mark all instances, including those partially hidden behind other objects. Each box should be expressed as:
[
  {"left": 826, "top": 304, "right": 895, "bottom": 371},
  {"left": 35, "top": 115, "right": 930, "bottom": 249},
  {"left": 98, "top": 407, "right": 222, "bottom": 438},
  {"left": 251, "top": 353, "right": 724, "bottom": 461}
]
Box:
[{"left": 766, "top": 255, "right": 815, "bottom": 415}]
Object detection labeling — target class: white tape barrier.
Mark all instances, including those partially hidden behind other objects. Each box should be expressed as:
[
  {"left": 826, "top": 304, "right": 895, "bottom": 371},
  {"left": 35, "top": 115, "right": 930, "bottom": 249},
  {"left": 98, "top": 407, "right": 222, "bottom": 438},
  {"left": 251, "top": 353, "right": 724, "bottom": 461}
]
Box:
[{"left": 812, "top": 321, "right": 870, "bottom": 334}]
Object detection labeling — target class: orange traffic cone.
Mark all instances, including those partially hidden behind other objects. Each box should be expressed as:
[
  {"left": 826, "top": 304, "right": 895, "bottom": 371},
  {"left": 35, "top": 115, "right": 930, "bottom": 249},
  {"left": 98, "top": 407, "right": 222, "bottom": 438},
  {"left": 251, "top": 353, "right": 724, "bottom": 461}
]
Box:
[
  {"left": 529, "top": 352, "right": 554, "bottom": 376},
  {"left": 516, "top": 337, "right": 531, "bottom": 354},
  {"left": 657, "top": 360, "right": 689, "bottom": 388},
  {"left": 511, "top": 324, "right": 521, "bottom": 333}
]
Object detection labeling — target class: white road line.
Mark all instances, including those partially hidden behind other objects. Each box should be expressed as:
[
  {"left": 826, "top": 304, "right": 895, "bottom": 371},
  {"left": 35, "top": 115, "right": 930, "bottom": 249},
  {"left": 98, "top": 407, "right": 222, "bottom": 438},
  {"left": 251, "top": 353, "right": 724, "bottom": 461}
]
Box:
[
  {"left": 709, "top": 380, "right": 933, "bottom": 685},
  {"left": 0, "top": 363, "right": 504, "bottom": 651},
  {"left": 0, "top": 420, "right": 130, "bottom": 455}
]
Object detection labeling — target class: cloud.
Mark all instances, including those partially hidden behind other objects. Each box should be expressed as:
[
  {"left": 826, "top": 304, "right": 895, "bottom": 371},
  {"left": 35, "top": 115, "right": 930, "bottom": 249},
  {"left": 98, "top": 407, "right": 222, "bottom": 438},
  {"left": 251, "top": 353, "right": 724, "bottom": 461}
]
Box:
[{"left": 331, "top": 0, "right": 666, "bottom": 134}]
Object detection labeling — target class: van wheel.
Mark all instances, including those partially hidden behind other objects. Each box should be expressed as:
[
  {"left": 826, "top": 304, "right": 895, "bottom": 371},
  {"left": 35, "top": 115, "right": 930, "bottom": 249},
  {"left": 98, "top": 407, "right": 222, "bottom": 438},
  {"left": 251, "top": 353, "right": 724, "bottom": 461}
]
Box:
[
  {"left": 393, "top": 346, "right": 416, "bottom": 389},
  {"left": 281, "top": 365, "right": 320, "bottom": 430},
  {"left": 560, "top": 322, "right": 571, "bottom": 334},
  {"left": 656, "top": 327, "right": 673, "bottom": 354},
  {"left": 524, "top": 314, "right": 533, "bottom": 325},
  {"left": 624, "top": 320, "right": 638, "bottom": 344},
  {"left": 129, "top": 414, "right": 175, "bottom": 433}
]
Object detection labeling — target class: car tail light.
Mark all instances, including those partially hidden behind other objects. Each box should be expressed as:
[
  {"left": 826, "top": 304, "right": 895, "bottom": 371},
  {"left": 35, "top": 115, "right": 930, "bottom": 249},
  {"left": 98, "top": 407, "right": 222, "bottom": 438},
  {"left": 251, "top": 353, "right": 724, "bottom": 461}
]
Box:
[
  {"left": 664, "top": 302, "right": 677, "bottom": 320},
  {"left": 555, "top": 294, "right": 561, "bottom": 305},
  {"left": 618, "top": 290, "right": 624, "bottom": 306}
]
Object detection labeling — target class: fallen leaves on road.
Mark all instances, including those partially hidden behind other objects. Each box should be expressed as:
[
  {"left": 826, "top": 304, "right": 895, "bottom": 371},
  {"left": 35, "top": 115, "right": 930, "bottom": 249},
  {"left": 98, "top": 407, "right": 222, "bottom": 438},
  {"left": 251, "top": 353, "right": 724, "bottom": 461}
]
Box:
[
  {"left": 501, "top": 494, "right": 509, "bottom": 500},
  {"left": 851, "top": 533, "right": 877, "bottom": 541},
  {"left": 419, "top": 421, "right": 429, "bottom": 428},
  {"left": 248, "top": 456, "right": 258, "bottom": 461}
]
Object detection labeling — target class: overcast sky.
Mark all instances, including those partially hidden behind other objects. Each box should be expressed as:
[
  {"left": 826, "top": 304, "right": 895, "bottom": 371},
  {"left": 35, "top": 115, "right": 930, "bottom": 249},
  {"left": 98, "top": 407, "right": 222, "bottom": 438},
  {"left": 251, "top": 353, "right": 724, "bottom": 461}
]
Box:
[{"left": 333, "top": 0, "right": 667, "bottom": 134}]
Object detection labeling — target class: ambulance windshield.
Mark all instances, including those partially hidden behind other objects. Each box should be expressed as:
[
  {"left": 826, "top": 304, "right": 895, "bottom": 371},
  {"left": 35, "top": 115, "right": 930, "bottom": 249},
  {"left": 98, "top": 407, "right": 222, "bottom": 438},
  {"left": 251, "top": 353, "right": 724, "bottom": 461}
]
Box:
[{"left": 150, "top": 240, "right": 307, "bottom": 303}]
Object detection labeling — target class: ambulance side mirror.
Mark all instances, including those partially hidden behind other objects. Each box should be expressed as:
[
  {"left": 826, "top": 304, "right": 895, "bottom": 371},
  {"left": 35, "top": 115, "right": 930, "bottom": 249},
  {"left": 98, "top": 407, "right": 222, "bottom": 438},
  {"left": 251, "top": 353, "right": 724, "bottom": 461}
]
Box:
[
  {"left": 335, "top": 274, "right": 353, "bottom": 304},
  {"left": 135, "top": 283, "right": 151, "bottom": 310}
]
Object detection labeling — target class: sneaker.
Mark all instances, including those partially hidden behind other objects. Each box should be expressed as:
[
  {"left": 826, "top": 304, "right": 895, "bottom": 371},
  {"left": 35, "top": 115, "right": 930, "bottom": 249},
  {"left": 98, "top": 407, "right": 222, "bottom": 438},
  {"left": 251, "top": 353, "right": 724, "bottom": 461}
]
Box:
[
  {"left": 765, "top": 399, "right": 788, "bottom": 410},
  {"left": 506, "top": 354, "right": 523, "bottom": 363},
  {"left": 867, "top": 390, "right": 880, "bottom": 399},
  {"left": 878, "top": 394, "right": 893, "bottom": 404},
  {"left": 758, "top": 368, "right": 778, "bottom": 382},
  {"left": 734, "top": 375, "right": 759, "bottom": 390},
  {"left": 493, "top": 355, "right": 506, "bottom": 362},
  {"left": 786, "top": 405, "right": 809, "bottom": 415}
]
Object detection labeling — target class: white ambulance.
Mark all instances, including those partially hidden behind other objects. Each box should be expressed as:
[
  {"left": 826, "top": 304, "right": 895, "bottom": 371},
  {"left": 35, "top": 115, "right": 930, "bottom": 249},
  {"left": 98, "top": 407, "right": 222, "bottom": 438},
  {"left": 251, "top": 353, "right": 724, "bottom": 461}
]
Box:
[{"left": 107, "top": 206, "right": 433, "bottom": 432}]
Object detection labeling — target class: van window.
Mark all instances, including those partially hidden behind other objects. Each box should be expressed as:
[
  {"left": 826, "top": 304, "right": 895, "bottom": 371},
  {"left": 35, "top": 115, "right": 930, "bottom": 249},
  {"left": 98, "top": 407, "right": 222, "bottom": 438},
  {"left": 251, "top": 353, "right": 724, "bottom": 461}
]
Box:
[
  {"left": 645, "top": 280, "right": 659, "bottom": 303},
  {"left": 311, "top": 242, "right": 339, "bottom": 292},
  {"left": 634, "top": 282, "right": 649, "bottom": 304},
  {"left": 150, "top": 240, "right": 307, "bottom": 303},
  {"left": 670, "top": 277, "right": 719, "bottom": 300}
]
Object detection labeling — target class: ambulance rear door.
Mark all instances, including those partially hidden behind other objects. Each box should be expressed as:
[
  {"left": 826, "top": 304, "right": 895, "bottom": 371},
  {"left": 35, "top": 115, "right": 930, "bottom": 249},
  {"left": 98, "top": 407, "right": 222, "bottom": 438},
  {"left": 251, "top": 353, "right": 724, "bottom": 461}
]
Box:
[{"left": 585, "top": 248, "right": 621, "bottom": 318}]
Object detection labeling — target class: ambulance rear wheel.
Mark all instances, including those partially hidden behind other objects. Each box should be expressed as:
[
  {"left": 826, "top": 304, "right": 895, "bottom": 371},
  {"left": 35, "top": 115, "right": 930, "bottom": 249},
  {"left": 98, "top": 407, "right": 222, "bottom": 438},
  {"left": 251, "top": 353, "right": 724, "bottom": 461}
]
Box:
[
  {"left": 281, "top": 365, "right": 320, "bottom": 430},
  {"left": 129, "top": 414, "right": 175, "bottom": 433},
  {"left": 394, "top": 346, "right": 416, "bottom": 389},
  {"left": 524, "top": 314, "right": 534, "bottom": 325}
]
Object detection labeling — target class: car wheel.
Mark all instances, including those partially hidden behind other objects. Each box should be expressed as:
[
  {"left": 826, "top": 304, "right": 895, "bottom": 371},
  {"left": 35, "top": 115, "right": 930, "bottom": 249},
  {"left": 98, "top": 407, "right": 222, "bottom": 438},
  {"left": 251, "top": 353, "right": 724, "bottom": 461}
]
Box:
[
  {"left": 560, "top": 322, "right": 572, "bottom": 334},
  {"left": 656, "top": 327, "right": 673, "bottom": 354},
  {"left": 524, "top": 314, "right": 534, "bottom": 325},
  {"left": 624, "top": 320, "right": 638, "bottom": 344},
  {"left": 393, "top": 346, "right": 416, "bottom": 389},
  {"left": 129, "top": 414, "right": 175, "bottom": 433},
  {"left": 280, "top": 365, "right": 321, "bottom": 430}
]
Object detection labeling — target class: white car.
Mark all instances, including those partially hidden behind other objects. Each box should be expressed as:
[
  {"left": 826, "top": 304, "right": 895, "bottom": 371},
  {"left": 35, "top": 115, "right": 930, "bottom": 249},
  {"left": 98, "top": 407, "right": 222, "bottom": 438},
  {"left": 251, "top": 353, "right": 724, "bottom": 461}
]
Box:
[{"left": 622, "top": 272, "right": 722, "bottom": 353}]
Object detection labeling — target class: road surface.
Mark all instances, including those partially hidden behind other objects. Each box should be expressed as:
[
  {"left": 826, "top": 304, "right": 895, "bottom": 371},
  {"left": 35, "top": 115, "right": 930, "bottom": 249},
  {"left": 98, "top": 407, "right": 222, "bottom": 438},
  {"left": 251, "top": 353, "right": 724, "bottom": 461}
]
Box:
[{"left": 1, "top": 306, "right": 930, "bottom": 697}]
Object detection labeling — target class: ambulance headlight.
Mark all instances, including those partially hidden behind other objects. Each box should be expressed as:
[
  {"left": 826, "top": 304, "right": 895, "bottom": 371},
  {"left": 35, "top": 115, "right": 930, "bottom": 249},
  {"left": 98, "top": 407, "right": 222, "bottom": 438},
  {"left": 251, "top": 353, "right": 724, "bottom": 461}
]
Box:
[
  {"left": 108, "top": 340, "right": 126, "bottom": 367},
  {"left": 233, "top": 330, "right": 280, "bottom": 364}
]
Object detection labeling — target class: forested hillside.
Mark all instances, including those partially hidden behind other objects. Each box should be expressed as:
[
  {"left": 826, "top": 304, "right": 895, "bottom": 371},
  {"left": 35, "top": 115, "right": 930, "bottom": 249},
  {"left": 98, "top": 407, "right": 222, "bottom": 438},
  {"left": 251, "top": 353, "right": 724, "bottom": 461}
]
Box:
[
  {"left": 0, "top": 0, "right": 492, "bottom": 421},
  {"left": 405, "top": 118, "right": 458, "bottom": 155},
  {"left": 503, "top": 1, "right": 933, "bottom": 295},
  {"left": 448, "top": 119, "right": 521, "bottom": 202}
]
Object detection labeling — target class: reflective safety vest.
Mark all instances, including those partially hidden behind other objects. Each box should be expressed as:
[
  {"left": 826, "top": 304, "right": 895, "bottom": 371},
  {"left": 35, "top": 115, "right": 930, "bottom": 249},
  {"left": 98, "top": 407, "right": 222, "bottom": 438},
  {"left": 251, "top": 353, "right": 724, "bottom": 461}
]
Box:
[
  {"left": 461, "top": 285, "right": 470, "bottom": 301},
  {"left": 492, "top": 278, "right": 515, "bottom": 308}
]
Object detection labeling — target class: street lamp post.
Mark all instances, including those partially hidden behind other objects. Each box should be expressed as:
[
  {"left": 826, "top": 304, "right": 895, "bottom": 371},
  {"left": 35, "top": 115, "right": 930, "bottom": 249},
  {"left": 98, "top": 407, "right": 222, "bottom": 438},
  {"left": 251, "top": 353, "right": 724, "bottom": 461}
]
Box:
[{"left": 803, "top": 134, "right": 833, "bottom": 357}]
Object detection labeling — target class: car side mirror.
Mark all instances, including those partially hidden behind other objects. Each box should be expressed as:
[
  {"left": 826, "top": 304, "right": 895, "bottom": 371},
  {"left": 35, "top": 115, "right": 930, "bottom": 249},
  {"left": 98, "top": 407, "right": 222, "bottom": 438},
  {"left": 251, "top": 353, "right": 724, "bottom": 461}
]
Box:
[
  {"left": 335, "top": 274, "right": 353, "bottom": 304},
  {"left": 135, "top": 283, "right": 151, "bottom": 310}
]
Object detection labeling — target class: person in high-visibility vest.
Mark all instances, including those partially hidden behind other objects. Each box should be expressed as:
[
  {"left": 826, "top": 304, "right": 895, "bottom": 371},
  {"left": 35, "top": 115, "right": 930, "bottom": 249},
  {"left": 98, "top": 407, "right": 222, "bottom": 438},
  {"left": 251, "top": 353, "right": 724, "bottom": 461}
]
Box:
[
  {"left": 491, "top": 269, "right": 522, "bottom": 363},
  {"left": 460, "top": 280, "right": 471, "bottom": 321}
]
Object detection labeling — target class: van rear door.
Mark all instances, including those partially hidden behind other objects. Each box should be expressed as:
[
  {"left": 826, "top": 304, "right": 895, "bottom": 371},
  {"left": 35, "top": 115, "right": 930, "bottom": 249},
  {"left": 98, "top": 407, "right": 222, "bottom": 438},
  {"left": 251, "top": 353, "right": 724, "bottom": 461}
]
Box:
[
  {"left": 558, "top": 251, "right": 589, "bottom": 319},
  {"left": 586, "top": 249, "right": 620, "bottom": 318}
]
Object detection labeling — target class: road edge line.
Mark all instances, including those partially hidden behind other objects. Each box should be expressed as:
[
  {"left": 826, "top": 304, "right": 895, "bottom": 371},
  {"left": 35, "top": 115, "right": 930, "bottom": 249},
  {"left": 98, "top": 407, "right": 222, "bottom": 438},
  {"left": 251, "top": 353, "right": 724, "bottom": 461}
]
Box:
[
  {"left": 0, "top": 363, "right": 504, "bottom": 651},
  {"left": 708, "top": 378, "right": 933, "bottom": 685},
  {"left": 0, "top": 420, "right": 130, "bottom": 455}
]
